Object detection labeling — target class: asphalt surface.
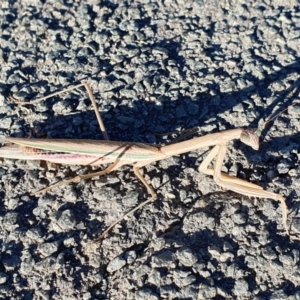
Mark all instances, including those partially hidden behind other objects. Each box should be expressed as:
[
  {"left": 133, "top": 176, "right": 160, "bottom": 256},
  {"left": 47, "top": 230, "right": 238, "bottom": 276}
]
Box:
[{"left": 0, "top": 1, "right": 300, "bottom": 299}]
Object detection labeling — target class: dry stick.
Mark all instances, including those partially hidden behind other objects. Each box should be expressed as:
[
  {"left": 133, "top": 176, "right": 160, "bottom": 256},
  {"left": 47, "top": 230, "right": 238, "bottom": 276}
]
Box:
[{"left": 2, "top": 81, "right": 297, "bottom": 241}]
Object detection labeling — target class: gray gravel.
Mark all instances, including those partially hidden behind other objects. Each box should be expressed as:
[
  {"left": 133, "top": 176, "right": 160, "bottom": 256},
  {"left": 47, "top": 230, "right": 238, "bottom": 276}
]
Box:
[{"left": 0, "top": 0, "right": 300, "bottom": 299}]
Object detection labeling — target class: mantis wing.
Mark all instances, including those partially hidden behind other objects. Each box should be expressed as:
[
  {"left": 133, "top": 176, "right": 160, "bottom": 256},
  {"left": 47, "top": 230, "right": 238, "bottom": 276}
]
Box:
[{"left": 1, "top": 137, "right": 163, "bottom": 161}]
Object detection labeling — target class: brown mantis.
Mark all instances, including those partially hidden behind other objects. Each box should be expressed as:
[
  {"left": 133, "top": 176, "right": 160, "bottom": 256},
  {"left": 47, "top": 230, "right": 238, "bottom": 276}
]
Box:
[{"left": 0, "top": 82, "right": 293, "bottom": 240}]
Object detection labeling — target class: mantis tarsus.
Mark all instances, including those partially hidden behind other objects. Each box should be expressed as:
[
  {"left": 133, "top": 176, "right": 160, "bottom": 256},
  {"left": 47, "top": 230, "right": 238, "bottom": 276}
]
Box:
[{"left": 0, "top": 82, "right": 293, "bottom": 240}]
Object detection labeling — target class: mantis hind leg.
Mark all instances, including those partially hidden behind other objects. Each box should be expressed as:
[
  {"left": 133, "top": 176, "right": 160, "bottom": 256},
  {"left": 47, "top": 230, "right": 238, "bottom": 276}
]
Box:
[
  {"left": 10, "top": 81, "right": 109, "bottom": 140},
  {"left": 32, "top": 159, "right": 126, "bottom": 195}
]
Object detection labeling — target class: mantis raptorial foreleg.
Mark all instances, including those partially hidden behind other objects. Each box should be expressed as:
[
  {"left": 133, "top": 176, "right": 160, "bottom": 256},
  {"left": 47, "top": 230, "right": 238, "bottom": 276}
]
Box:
[
  {"left": 199, "top": 145, "right": 262, "bottom": 188},
  {"left": 199, "top": 143, "right": 289, "bottom": 236}
]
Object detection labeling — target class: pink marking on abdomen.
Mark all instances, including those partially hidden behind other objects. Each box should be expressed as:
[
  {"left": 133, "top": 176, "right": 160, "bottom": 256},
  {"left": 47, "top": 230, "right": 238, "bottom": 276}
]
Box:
[{"left": 22, "top": 147, "right": 105, "bottom": 165}]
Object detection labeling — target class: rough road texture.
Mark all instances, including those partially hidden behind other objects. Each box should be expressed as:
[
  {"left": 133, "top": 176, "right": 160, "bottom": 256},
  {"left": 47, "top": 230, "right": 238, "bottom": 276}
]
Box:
[{"left": 0, "top": 0, "right": 300, "bottom": 299}]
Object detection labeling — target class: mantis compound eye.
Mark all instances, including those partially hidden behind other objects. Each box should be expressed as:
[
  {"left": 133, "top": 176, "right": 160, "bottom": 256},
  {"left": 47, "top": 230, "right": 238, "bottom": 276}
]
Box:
[{"left": 240, "top": 129, "right": 260, "bottom": 150}]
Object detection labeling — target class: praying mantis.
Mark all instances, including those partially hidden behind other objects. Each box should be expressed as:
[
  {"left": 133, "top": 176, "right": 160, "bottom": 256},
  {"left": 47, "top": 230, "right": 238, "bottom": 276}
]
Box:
[{"left": 0, "top": 82, "right": 293, "bottom": 240}]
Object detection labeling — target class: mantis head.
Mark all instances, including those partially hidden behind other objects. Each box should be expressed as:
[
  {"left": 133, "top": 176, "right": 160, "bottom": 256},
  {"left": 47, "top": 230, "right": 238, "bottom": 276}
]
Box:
[
  {"left": 240, "top": 100, "right": 295, "bottom": 151},
  {"left": 240, "top": 129, "right": 261, "bottom": 150}
]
